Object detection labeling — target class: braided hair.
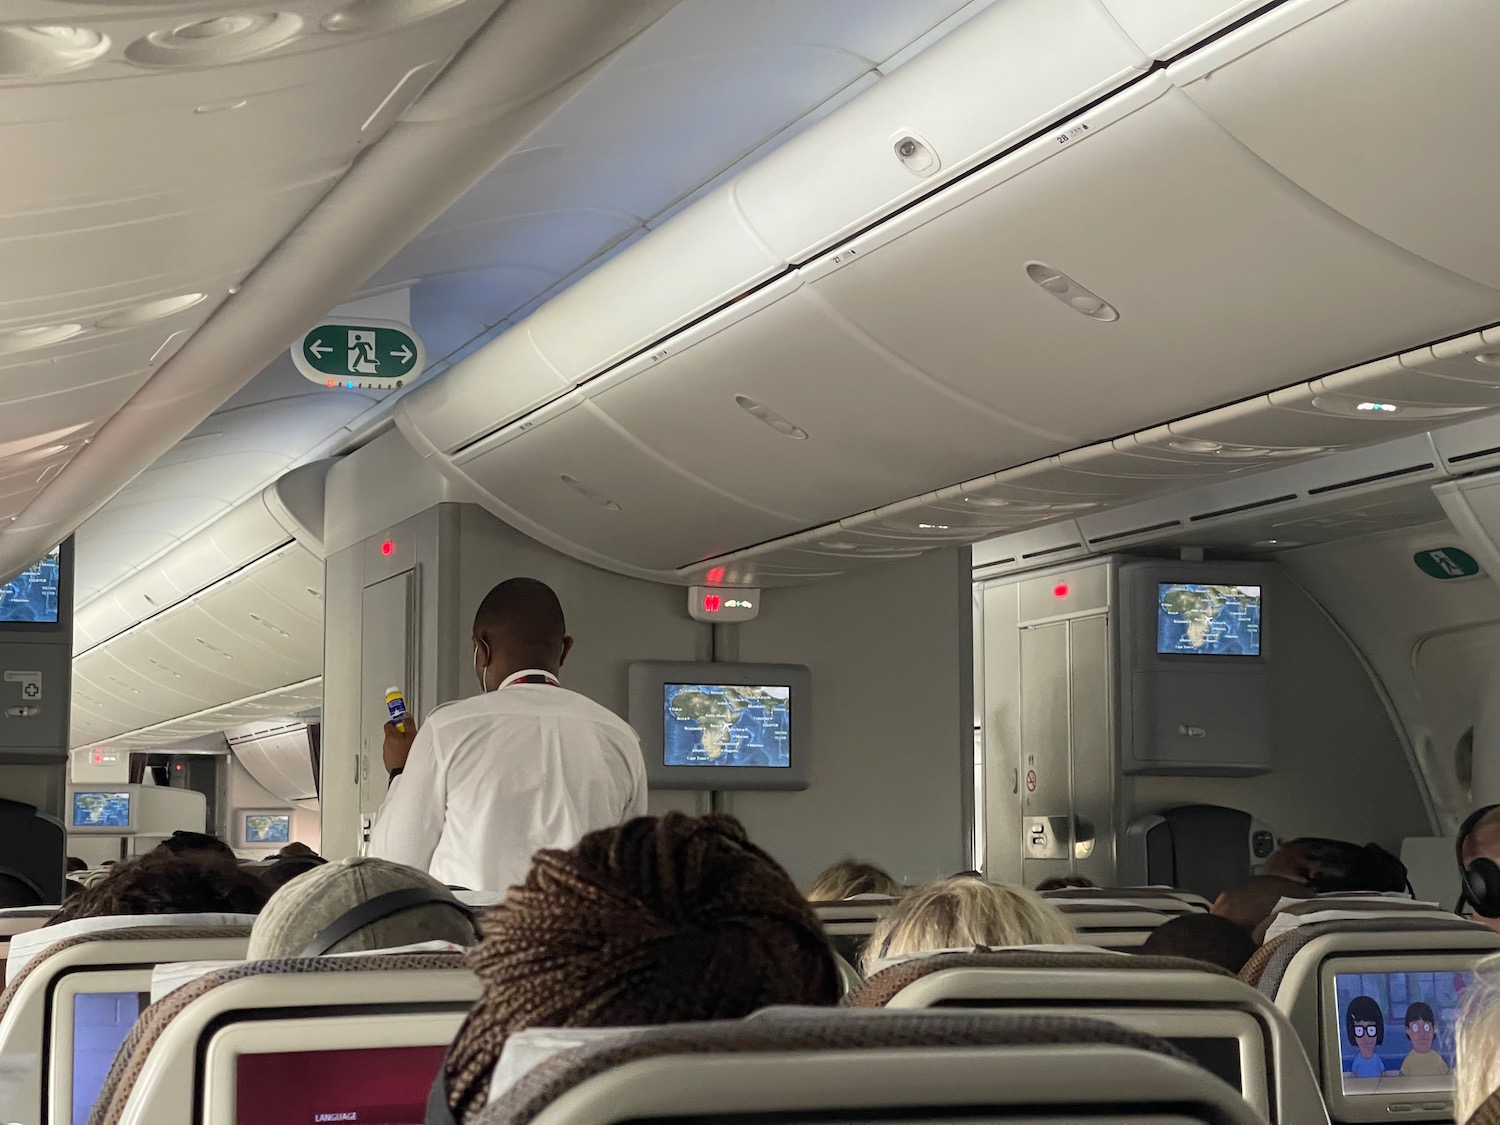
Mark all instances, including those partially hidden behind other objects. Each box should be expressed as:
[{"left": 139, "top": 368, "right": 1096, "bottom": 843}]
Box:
[{"left": 444, "top": 812, "right": 840, "bottom": 1121}]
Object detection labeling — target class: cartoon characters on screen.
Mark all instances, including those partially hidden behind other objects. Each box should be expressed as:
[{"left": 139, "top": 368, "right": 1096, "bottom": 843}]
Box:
[{"left": 1345, "top": 994, "right": 1452, "bottom": 1080}]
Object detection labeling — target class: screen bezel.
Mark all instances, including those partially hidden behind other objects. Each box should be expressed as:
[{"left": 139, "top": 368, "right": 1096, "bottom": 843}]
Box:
[
  {"left": 47, "top": 967, "right": 154, "bottom": 1125},
  {"left": 204, "top": 1011, "right": 463, "bottom": 1125},
  {"left": 1154, "top": 580, "right": 1263, "bottom": 660},
  {"left": 1319, "top": 953, "right": 1477, "bottom": 1122},
  {"left": 628, "top": 661, "right": 810, "bottom": 791},
  {"left": 237, "top": 810, "right": 292, "bottom": 847},
  {"left": 67, "top": 789, "right": 134, "bottom": 834},
  {"left": 0, "top": 538, "right": 73, "bottom": 634}
]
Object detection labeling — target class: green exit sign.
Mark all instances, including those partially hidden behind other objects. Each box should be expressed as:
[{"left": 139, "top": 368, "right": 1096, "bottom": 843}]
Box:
[
  {"left": 291, "top": 318, "right": 424, "bottom": 390},
  {"left": 1413, "top": 546, "right": 1482, "bottom": 580}
]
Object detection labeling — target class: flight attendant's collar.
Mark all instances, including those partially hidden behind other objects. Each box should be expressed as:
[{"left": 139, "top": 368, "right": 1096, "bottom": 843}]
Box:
[{"left": 498, "top": 669, "right": 560, "bottom": 688}]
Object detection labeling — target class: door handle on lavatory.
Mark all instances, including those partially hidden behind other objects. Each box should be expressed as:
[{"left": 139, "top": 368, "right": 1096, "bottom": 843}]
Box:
[{"left": 1011, "top": 768, "right": 1019, "bottom": 794}]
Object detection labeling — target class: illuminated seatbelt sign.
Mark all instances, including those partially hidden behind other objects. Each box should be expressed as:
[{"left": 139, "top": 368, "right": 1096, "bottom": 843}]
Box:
[
  {"left": 291, "top": 318, "right": 424, "bottom": 391},
  {"left": 1412, "top": 546, "right": 1481, "bottom": 580}
]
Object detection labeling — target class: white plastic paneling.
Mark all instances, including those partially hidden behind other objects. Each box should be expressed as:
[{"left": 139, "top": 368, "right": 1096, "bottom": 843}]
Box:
[
  {"left": 809, "top": 75, "right": 1500, "bottom": 446},
  {"left": 735, "top": 0, "right": 1149, "bottom": 262},
  {"left": 455, "top": 399, "right": 804, "bottom": 571},
  {"left": 1098, "top": 0, "right": 1269, "bottom": 59},
  {"left": 228, "top": 724, "right": 316, "bottom": 803},
  {"left": 71, "top": 544, "right": 323, "bottom": 747},
  {"left": 590, "top": 278, "right": 1060, "bottom": 524},
  {"left": 1434, "top": 414, "right": 1500, "bottom": 477},
  {"left": 1176, "top": 0, "right": 1500, "bottom": 290},
  {"left": 395, "top": 325, "right": 569, "bottom": 453}
]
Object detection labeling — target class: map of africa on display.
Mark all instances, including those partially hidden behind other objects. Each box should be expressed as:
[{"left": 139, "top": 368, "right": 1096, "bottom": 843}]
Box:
[
  {"left": 0, "top": 546, "right": 60, "bottom": 624},
  {"left": 1157, "top": 583, "right": 1262, "bottom": 656},
  {"left": 244, "top": 815, "right": 291, "bottom": 844},
  {"left": 73, "top": 792, "right": 131, "bottom": 828},
  {"left": 663, "top": 683, "right": 791, "bottom": 767}
]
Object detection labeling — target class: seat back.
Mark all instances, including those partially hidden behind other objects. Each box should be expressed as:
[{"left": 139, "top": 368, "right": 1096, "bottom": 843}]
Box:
[
  {"left": 848, "top": 948, "right": 1326, "bottom": 1125},
  {"left": 1051, "top": 902, "right": 1174, "bottom": 949},
  {"left": 92, "top": 953, "right": 481, "bottom": 1125},
  {"left": 1123, "top": 805, "right": 1274, "bottom": 900},
  {"left": 814, "top": 898, "right": 897, "bottom": 968},
  {"left": 1245, "top": 917, "right": 1500, "bottom": 1123},
  {"left": 1041, "top": 887, "right": 1211, "bottom": 914},
  {"left": 471, "top": 1009, "right": 1262, "bottom": 1125},
  {"left": 0, "top": 927, "right": 251, "bottom": 1125}
]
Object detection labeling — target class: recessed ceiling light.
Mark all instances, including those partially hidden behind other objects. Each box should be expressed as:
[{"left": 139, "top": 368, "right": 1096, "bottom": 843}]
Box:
[
  {"left": 1168, "top": 439, "right": 1224, "bottom": 454},
  {"left": 962, "top": 495, "right": 1011, "bottom": 508},
  {"left": 559, "top": 474, "right": 621, "bottom": 511},
  {"left": 1356, "top": 402, "right": 1399, "bottom": 413},
  {"left": 734, "top": 395, "right": 807, "bottom": 439},
  {"left": 917, "top": 523, "right": 951, "bottom": 530}
]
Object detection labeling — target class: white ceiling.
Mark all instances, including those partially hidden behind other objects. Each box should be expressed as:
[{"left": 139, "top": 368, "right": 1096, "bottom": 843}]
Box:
[{"left": 65, "top": 0, "right": 981, "bottom": 613}]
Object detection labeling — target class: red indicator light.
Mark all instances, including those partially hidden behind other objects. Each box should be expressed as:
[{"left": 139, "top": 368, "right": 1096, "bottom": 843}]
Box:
[
  {"left": 174, "top": 763, "right": 183, "bottom": 771},
  {"left": 703, "top": 594, "right": 722, "bottom": 613},
  {"left": 380, "top": 540, "right": 394, "bottom": 557},
  {"left": 1053, "top": 583, "right": 1070, "bottom": 599},
  {"left": 92, "top": 751, "right": 103, "bottom": 764},
  {"left": 704, "top": 566, "right": 726, "bottom": 586}
]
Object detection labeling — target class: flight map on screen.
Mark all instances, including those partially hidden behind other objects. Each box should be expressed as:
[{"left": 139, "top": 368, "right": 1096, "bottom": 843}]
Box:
[
  {"left": 244, "top": 814, "right": 291, "bottom": 845},
  {"left": 663, "top": 684, "right": 790, "bottom": 768},
  {"left": 72, "top": 792, "right": 130, "bottom": 828},
  {"left": 1157, "top": 583, "right": 1262, "bottom": 656},
  {"left": 1335, "top": 970, "right": 1471, "bottom": 1096},
  {"left": 0, "top": 545, "right": 60, "bottom": 624}
]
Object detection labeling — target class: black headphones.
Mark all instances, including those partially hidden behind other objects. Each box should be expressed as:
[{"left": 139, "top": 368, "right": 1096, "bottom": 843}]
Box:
[
  {"left": 300, "top": 886, "right": 477, "bottom": 957},
  {"left": 1455, "top": 804, "right": 1500, "bottom": 918}
]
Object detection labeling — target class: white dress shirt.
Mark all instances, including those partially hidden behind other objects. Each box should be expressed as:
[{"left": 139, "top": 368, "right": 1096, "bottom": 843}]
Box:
[{"left": 368, "top": 671, "right": 647, "bottom": 892}]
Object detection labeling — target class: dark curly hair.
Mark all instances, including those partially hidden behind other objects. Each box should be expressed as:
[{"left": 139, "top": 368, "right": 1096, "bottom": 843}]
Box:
[
  {"left": 443, "top": 812, "right": 840, "bottom": 1122},
  {"left": 48, "top": 850, "right": 268, "bottom": 924}
]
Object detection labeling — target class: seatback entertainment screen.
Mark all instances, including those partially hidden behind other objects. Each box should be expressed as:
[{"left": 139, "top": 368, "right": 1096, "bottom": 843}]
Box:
[
  {"left": 73, "top": 991, "right": 148, "bottom": 1125},
  {"left": 243, "top": 813, "right": 291, "bottom": 845},
  {"left": 72, "top": 791, "right": 131, "bottom": 829},
  {"left": 237, "top": 1045, "right": 447, "bottom": 1125},
  {"left": 1335, "top": 969, "right": 1469, "bottom": 1095},
  {"left": 1157, "top": 583, "right": 1262, "bottom": 656}
]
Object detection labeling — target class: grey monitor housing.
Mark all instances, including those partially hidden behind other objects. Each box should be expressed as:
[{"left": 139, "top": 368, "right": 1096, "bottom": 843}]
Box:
[{"left": 628, "top": 661, "right": 810, "bottom": 791}]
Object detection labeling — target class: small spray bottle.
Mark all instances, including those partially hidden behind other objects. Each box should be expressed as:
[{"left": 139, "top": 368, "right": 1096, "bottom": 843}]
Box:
[{"left": 385, "top": 686, "right": 409, "bottom": 732}]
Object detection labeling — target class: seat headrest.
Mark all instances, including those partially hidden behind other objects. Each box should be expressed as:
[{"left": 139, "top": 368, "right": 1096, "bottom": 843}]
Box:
[
  {"left": 847, "top": 948, "right": 1227, "bottom": 1008},
  {"left": 1244, "top": 916, "right": 1494, "bottom": 995},
  {"left": 477, "top": 1010, "right": 1206, "bottom": 1125}
]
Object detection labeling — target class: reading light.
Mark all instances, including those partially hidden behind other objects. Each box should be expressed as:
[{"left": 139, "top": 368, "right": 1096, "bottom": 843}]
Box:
[{"left": 1356, "top": 402, "right": 1399, "bottom": 413}]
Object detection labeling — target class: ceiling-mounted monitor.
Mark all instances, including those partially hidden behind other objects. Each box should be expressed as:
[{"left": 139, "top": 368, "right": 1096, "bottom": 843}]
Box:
[
  {"left": 628, "top": 661, "right": 810, "bottom": 791},
  {"left": 0, "top": 542, "right": 69, "bottom": 631},
  {"left": 1156, "top": 582, "right": 1262, "bottom": 657},
  {"left": 236, "top": 810, "right": 292, "bottom": 847},
  {"left": 70, "top": 791, "right": 134, "bottom": 834}
]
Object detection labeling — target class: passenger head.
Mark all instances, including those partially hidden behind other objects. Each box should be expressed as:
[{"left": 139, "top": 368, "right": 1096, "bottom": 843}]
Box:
[
  {"left": 49, "top": 851, "right": 269, "bottom": 923},
  {"left": 1210, "top": 874, "right": 1314, "bottom": 935},
  {"left": 248, "top": 856, "right": 476, "bottom": 959},
  {"left": 1459, "top": 807, "right": 1500, "bottom": 934},
  {"left": 442, "top": 812, "right": 838, "bottom": 1122},
  {"left": 807, "top": 859, "right": 901, "bottom": 901},
  {"left": 276, "top": 841, "right": 318, "bottom": 860},
  {"left": 1139, "top": 913, "right": 1257, "bottom": 974},
  {"left": 471, "top": 577, "right": 571, "bottom": 691},
  {"left": 1264, "top": 837, "right": 1408, "bottom": 894},
  {"left": 865, "top": 878, "right": 1076, "bottom": 973},
  {"left": 155, "top": 830, "right": 236, "bottom": 861},
  {"left": 65, "top": 857, "right": 87, "bottom": 874},
  {"left": 1457, "top": 957, "right": 1500, "bottom": 1121},
  {"left": 259, "top": 854, "right": 327, "bottom": 891},
  {"left": 0, "top": 869, "right": 43, "bottom": 909},
  {"left": 1035, "top": 875, "right": 1098, "bottom": 892}
]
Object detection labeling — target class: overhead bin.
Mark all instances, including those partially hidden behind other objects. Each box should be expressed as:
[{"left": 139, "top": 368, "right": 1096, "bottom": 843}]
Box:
[
  {"left": 1175, "top": 0, "right": 1500, "bottom": 290},
  {"left": 588, "top": 277, "right": 1062, "bottom": 526},
  {"left": 451, "top": 398, "right": 805, "bottom": 572},
  {"left": 807, "top": 75, "right": 1500, "bottom": 446},
  {"left": 1096, "top": 0, "right": 1270, "bottom": 59},
  {"left": 732, "top": 0, "right": 1151, "bottom": 262},
  {"left": 71, "top": 544, "right": 322, "bottom": 748}
]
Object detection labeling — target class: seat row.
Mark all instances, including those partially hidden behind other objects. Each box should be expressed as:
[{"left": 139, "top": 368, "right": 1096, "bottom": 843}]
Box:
[{"left": 0, "top": 888, "right": 1488, "bottom": 1125}]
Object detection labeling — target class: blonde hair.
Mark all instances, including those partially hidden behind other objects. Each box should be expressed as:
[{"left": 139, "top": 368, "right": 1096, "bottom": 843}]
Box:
[
  {"left": 807, "top": 859, "right": 901, "bottom": 902},
  {"left": 864, "top": 878, "right": 1075, "bottom": 973},
  {"left": 1457, "top": 956, "right": 1500, "bottom": 1122}
]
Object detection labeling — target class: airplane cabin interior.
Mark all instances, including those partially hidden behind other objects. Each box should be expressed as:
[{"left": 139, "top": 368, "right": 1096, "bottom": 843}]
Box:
[{"left": 3, "top": 1, "right": 1500, "bottom": 1123}]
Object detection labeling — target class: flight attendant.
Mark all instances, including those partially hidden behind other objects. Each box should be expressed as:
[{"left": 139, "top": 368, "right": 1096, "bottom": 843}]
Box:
[{"left": 368, "top": 578, "right": 646, "bottom": 892}]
